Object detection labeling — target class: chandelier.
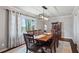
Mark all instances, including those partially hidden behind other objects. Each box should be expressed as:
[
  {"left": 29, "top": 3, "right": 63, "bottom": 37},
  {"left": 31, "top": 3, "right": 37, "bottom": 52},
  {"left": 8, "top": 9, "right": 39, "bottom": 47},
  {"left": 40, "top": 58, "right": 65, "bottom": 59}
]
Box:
[{"left": 39, "top": 6, "right": 48, "bottom": 20}]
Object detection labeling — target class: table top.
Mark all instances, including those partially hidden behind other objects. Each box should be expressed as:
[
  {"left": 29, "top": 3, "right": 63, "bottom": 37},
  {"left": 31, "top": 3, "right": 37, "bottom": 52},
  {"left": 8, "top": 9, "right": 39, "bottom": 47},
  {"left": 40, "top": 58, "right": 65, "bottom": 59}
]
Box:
[{"left": 34, "top": 33, "right": 52, "bottom": 42}]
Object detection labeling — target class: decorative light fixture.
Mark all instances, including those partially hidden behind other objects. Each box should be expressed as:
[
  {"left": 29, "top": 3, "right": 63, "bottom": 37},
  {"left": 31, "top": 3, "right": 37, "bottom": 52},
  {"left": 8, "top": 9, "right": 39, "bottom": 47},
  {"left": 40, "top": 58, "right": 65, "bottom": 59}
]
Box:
[
  {"left": 39, "top": 6, "right": 48, "bottom": 20},
  {"left": 39, "top": 15, "right": 48, "bottom": 20}
]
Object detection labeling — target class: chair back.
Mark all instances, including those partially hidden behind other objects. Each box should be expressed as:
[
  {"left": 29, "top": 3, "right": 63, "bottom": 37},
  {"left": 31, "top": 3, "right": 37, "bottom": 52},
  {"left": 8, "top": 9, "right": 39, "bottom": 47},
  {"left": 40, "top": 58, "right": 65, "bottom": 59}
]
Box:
[
  {"left": 51, "top": 22, "right": 61, "bottom": 40},
  {"left": 23, "top": 34, "right": 34, "bottom": 49}
]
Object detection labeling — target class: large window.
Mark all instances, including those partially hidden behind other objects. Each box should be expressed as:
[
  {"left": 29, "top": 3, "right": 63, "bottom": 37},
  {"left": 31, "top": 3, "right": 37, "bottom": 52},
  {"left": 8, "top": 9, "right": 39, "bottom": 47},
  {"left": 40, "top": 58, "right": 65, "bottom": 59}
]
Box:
[
  {"left": 21, "top": 15, "right": 37, "bottom": 32},
  {"left": 21, "top": 16, "right": 26, "bottom": 32}
]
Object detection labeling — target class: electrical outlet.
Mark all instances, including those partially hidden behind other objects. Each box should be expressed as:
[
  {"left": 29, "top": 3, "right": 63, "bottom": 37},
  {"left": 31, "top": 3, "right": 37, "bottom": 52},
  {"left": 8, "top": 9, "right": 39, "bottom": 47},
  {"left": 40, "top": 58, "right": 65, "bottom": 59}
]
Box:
[{"left": 2, "top": 43, "right": 4, "bottom": 47}]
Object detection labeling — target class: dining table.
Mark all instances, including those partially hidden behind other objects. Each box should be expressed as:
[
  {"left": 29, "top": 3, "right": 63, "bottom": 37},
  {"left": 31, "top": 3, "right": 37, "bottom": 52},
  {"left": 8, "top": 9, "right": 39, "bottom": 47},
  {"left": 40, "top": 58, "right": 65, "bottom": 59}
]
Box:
[
  {"left": 33, "top": 32, "right": 57, "bottom": 53},
  {"left": 34, "top": 32, "right": 57, "bottom": 53},
  {"left": 34, "top": 32, "right": 52, "bottom": 42}
]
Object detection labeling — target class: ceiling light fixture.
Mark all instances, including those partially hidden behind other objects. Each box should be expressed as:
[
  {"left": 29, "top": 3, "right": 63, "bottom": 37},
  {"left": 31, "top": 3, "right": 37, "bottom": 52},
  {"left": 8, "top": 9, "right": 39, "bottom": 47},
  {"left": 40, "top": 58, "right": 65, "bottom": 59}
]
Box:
[
  {"left": 42, "top": 6, "right": 47, "bottom": 10},
  {"left": 40, "top": 6, "right": 48, "bottom": 20},
  {"left": 39, "top": 15, "right": 48, "bottom": 20}
]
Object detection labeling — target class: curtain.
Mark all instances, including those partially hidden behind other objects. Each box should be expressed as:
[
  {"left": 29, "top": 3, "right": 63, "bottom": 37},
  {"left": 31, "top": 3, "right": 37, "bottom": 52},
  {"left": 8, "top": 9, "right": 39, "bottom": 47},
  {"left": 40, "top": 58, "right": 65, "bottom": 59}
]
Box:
[
  {"left": 8, "top": 11, "right": 17, "bottom": 48},
  {"left": 16, "top": 13, "right": 22, "bottom": 46},
  {"left": 18, "top": 14, "right": 25, "bottom": 45},
  {"left": 8, "top": 10, "right": 36, "bottom": 48},
  {"left": 8, "top": 11, "right": 25, "bottom": 48}
]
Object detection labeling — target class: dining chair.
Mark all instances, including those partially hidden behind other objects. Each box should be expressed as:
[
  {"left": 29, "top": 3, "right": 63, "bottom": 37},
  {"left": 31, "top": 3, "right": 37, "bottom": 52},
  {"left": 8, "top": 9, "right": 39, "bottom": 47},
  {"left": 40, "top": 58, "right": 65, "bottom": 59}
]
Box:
[
  {"left": 23, "top": 33, "right": 44, "bottom": 53},
  {"left": 39, "top": 37, "right": 55, "bottom": 53},
  {"left": 51, "top": 22, "right": 62, "bottom": 52}
]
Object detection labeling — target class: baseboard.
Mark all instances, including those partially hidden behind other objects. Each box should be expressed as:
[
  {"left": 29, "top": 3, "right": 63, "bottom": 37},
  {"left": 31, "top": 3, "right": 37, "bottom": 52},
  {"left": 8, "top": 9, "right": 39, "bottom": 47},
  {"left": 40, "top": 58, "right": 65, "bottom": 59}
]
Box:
[
  {"left": 77, "top": 48, "right": 79, "bottom": 52},
  {"left": 0, "top": 48, "right": 8, "bottom": 52},
  {"left": 64, "top": 37, "right": 72, "bottom": 39},
  {"left": 77, "top": 43, "right": 79, "bottom": 52},
  {"left": 0, "top": 43, "right": 25, "bottom": 53}
]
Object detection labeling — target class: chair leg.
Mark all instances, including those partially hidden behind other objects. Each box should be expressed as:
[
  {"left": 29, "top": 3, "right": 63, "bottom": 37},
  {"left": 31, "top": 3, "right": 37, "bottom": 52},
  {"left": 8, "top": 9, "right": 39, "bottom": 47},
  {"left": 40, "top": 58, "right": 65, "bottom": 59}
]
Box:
[
  {"left": 57, "top": 40, "right": 59, "bottom": 48},
  {"left": 54, "top": 46, "right": 56, "bottom": 53},
  {"left": 26, "top": 49, "right": 28, "bottom": 53},
  {"left": 50, "top": 47, "right": 52, "bottom": 53},
  {"left": 54, "top": 42, "right": 56, "bottom": 53},
  {"left": 41, "top": 48, "right": 45, "bottom": 53}
]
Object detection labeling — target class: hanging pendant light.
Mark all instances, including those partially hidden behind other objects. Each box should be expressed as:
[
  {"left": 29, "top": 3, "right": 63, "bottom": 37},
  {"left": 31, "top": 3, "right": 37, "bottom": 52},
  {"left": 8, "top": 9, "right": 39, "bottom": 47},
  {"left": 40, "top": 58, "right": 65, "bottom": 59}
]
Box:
[
  {"left": 42, "top": 6, "right": 47, "bottom": 10},
  {"left": 39, "top": 6, "right": 48, "bottom": 20}
]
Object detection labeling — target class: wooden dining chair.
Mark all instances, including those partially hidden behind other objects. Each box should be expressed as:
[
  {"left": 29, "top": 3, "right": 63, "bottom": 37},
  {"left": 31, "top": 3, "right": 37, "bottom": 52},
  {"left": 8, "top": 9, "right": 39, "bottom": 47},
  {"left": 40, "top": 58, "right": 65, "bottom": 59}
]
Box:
[
  {"left": 50, "top": 22, "right": 62, "bottom": 53},
  {"left": 39, "top": 37, "right": 55, "bottom": 53},
  {"left": 23, "top": 33, "right": 44, "bottom": 53}
]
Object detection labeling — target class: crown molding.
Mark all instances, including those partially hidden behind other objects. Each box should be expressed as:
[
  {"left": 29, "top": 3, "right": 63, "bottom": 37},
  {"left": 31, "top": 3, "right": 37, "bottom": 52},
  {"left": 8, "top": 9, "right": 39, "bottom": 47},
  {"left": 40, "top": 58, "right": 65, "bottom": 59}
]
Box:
[
  {"left": 72, "top": 6, "right": 79, "bottom": 15},
  {"left": 50, "top": 14, "right": 72, "bottom": 19},
  {"left": 0, "top": 6, "right": 37, "bottom": 18}
]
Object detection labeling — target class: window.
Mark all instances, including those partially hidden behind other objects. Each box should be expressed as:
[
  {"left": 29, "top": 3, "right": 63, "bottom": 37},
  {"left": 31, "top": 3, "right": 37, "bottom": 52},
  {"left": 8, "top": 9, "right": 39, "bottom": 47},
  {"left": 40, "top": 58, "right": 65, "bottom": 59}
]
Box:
[
  {"left": 19, "top": 15, "right": 37, "bottom": 33},
  {"left": 44, "top": 24, "right": 47, "bottom": 32},
  {"left": 21, "top": 18, "right": 26, "bottom": 32}
]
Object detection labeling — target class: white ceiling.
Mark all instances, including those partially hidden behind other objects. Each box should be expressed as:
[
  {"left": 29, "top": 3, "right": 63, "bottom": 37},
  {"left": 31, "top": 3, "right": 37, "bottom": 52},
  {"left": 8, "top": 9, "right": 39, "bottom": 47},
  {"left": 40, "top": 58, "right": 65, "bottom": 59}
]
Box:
[{"left": 15, "top": 6, "right": 74, "bottom": 17}]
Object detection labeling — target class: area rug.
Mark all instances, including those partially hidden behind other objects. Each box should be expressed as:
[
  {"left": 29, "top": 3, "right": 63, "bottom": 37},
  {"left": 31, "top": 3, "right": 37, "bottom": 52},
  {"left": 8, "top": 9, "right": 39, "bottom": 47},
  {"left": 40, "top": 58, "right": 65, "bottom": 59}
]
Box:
[
  {"left": 6, "top": 41, "right": 72, "bottom": 53},
  {"left": 56, "top": 41, "right": 72, "bottom": 53}
]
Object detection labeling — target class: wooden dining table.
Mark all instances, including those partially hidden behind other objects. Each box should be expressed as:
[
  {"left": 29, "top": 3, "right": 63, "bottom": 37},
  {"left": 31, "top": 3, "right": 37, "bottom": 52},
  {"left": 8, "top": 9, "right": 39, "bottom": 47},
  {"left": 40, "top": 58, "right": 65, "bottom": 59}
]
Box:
[
  {"left": 34, "top": 33, "right": 52, "bottom": 42},
  {"left": 34, "top": 32, "right": 57, "bottom": 53}
]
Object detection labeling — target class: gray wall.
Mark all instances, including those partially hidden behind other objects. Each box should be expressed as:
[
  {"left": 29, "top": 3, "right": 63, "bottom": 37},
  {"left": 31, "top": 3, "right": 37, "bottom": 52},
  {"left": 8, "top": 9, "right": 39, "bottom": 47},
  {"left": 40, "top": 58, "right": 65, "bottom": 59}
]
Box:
[
  {"left": 36, "top": 19, "right": 45, "bottom": 31},
  {"left": 0, "top": 7, "right": 8, "bottom": 51},
  {"left": 46, "top": 15, "right": 73, "bottom": 39}
]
